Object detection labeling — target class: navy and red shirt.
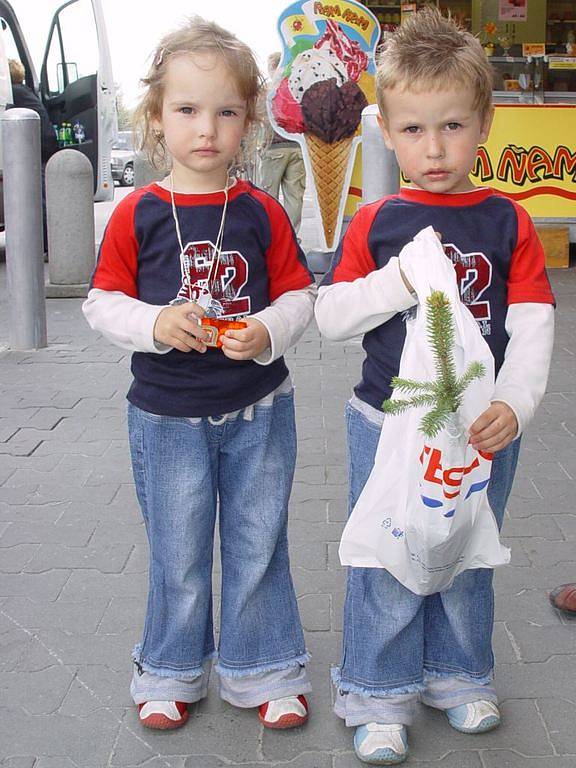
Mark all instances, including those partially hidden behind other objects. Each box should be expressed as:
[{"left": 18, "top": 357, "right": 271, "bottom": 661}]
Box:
[
  {"left": 92, "top": 180, "right": 313, "bottom": 417},
  {"left": 321, "top": 187, "right": 555, "bottom": 411}
]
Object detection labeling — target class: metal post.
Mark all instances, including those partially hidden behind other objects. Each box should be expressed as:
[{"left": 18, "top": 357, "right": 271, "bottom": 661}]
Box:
[
  {"left": 45, "top": 149, "right": 95, "bottom": 297},
  {"left": 1, "top": 108, "right": 47, "bottom": 350},
  {"left": 361, "top": 104, "right": 400, "bottom": 204}
]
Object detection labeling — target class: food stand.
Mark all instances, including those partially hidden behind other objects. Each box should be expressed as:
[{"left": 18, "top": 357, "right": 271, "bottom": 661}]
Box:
[{"left": 347, "top": 0, "right": 576, "bottom": 253}]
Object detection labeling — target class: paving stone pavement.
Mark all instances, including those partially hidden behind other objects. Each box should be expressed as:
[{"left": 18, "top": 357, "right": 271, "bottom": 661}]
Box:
[{"left": 1, "top": 227, "right": 576, "bottom": 766}]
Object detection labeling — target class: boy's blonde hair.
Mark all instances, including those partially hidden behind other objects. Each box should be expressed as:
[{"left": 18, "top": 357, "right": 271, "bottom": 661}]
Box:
[
  {"left": 134, "top": 16, "right": 263, "bottom": 169},
  {"left": 376, "top": 8, "right": 493, "bottom": 120}
]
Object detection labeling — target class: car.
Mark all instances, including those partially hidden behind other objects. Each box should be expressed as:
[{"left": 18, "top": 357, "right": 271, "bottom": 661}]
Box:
[
  {"left": 111, "top": 130, "right": 135, "bottom": 186},
  {"left": 0, "top": 0, "right": 117, "bottom": 229}
]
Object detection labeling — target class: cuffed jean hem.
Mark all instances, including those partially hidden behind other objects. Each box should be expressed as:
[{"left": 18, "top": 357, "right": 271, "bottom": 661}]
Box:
[
  {"left": 132, "top": 644, "right": 217, "bottom": 680},
  {"left": 219, "top": 663, "right": 312, "bottom": 708},
  {"left": 131, "top": 661, "right": 212, "bottom": 705},
  {"left": 215, "top": 651, "right": 310, "bottom": 679},
  {"left": 421, "top": 670, "right": 497, "bottom": 711},
  {"left": 332, "top": 666, "right": 425, "bottom": 698},
  {"left": 334, "top": 690, "right": 418, "bottom": 727}
]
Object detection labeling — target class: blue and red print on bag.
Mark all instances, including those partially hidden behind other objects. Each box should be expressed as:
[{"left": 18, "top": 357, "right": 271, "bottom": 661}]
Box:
[{"left": 419, "top": 444, "right": 492, "bottom": 519}]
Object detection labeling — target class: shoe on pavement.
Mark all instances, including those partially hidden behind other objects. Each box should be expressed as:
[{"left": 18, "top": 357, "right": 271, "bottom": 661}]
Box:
[
  {"left": 549, "top": 583, "right": 576, "bottom": 613},
  {"left": 258, "top": 694, "right": 308, "bottom": 729},
  {"left": 445, "top": 700, "right": 500, "bottom": 733},
  {"left": 354, "top": 723, "right": 408, "bottom": 765},
  {"left": 138, "top": 700, "right": 189, "bottom": 729}
]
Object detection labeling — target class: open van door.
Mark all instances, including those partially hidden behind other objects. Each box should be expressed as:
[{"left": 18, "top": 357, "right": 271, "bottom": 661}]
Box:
[
  {"left": 40, "top": 0, "right": 116, "bottom": 201},
  {"left": 0, "top": 0, "right": 117, "bottom": 227},
  {"left": 0, "top": 14, "right": 12, "bottom": 165}
]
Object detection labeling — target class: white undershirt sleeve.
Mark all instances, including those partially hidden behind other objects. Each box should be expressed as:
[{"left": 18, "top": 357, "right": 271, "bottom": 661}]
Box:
[
  {"left": 314, "top": 257, "right": 417, "bottom": 341},
  {"left": 83, "top": 284, "right": 318, "bottom": 363},
  {"left": 491, "top": 302, "right": 555, "bottom": 436},
  {"left": 251, "top": 283, "right": 317, "bottom": 365},
  {"left": 82, "top": 289, "right": 171, "bottom": 353}
]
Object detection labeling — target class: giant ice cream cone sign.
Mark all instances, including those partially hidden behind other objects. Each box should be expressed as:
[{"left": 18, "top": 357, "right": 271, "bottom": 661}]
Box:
[{"left": 269, "top": 0, "right": 380, "bottom": 251}]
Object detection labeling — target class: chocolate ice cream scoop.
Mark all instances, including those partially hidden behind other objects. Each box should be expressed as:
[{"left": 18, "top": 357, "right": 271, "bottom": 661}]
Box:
[{"left": 301, "top": 79, "right": 368, "bottom": 143}]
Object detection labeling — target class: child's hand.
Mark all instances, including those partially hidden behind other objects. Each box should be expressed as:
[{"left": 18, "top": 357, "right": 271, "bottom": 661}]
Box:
[
  {"left": 154, "top": 302, "right": 210, "bottom": 353},
  {"left": 399, "top": 232, "right": 443, "bottom": 294},
  {"left": 220, "top": 318, "right": 270, "bottom": 360},
  {"left": 469, "top": 401, "right": 518, "bottom": 453}
]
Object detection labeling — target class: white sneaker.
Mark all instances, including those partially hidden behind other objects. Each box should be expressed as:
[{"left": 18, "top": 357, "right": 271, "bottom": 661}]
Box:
[
  {"left": 258, "top": 694, "right": 308, "bottom": 729},
  {"left": 138, "top": 700, "right": 189, "bottom": 729},
  {"left": 446, "top": 700, "right": 500, "bottom": 733},
  {"left": 354, "top": 722, "right": 408, "bottom": 764}
]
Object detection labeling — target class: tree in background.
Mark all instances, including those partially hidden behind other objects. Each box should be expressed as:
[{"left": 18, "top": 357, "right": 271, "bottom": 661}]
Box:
[{"left": 115, "top": 85, "right": 134, "bottom": 131}]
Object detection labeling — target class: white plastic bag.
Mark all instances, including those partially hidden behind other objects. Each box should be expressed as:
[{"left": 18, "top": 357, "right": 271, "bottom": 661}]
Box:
[{"left": 339, "top": 226, "right": 510, "bottom": 595}]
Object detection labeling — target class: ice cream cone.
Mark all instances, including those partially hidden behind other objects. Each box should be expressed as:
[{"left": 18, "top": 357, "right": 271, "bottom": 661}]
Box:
[{"left": 305, "top": 134, "right": 354, "bottom": 251}]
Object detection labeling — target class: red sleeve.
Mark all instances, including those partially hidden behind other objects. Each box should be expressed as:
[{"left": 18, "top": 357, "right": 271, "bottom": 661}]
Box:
[
  {"left": 91, "top": 188, "right": 147, "bottom": 298},
  {"left": 508, "top": 202, "right": 555, "bottom": 306},
  {"left": 327, "top": 200, "right": 385, "bottom": 284},
  {"left": 249, "top": 188, "right": 313, "bottom": 302}
]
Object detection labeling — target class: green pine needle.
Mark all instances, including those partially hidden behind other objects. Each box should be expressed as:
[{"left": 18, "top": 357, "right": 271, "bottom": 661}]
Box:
[
  {"left": 382, "top": 290, "right": 486, "bottom": 437},
  {"left": 426, "top": 292, "right": 458, "bottom": 403},
  {"left": 457, "top": 361, "right": 486, "bottom": 392},
  {"left": 420, "top": 407, "right": 452, "bottom": 439},
  {"left": 382, "top": 394, "right": 438, "bottom": 415},
  {"left": 389, "top": 377, "right": 437, "bottom": 395}
]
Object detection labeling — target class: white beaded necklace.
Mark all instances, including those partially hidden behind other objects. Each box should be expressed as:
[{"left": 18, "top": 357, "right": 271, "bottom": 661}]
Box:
[{"left": 169, "top": 171, "right": 230, "bottom": 310}]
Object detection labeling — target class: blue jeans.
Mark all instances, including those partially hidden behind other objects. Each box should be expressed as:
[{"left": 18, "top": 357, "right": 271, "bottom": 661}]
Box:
[
  {"left": 336, "top": 400, "right": 520, "bottom": 709},
  {"left": 127, "top": 392, "right": 308, "bottom": 693}
]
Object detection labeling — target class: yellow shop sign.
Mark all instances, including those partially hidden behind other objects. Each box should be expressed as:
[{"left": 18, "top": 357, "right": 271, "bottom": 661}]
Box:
[{"left": 472, "top": 105, "right": 576, "bottom": 218}]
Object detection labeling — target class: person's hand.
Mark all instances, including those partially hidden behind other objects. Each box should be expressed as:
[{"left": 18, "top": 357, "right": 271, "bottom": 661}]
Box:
[
  {"left": 153, "top": 302, "right": 210, "bottom": 353},
  {"left": 220, "top": 318, "right": 270, "bottom": 360},
  {"left": 469, "top": 401, "right": 518, "bottom": 453},
  {"left": 400, "top": 231, "right": 443, "bottom": 294}
]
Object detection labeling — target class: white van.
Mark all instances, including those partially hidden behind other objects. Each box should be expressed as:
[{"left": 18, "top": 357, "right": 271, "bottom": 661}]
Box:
[{"left": 0, "top": 0, "right": 116, "bottom": 227}]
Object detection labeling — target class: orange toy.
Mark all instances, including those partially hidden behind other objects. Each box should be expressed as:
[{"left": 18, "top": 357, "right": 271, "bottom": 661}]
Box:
[{"left": 201, "top": 318, "right": 247, "bottom": 348}]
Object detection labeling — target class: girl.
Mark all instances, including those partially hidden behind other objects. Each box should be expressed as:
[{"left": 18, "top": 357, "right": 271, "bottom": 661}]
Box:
[{"left": 83, "top": 17, "right": 316, "bottom": 732}]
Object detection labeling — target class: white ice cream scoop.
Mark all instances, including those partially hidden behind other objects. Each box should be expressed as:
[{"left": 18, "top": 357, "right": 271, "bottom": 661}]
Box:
[{"left": 288, "top": 47, "right": 348, "bottom": 103}]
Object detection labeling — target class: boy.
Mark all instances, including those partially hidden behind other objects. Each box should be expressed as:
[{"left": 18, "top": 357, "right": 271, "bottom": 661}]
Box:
[{"left": 315, "top": 8, "right": 554, "bottom": 765}]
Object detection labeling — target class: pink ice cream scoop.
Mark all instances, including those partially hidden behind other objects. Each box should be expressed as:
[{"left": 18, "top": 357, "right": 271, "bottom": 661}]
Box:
[{"left": 271, "top": 76, "right": 306, "bottom": 134}]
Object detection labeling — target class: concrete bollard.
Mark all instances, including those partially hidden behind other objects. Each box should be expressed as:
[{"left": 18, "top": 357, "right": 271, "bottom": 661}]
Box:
[
  {"left": 45, "top": 149, "right": 95, "bottom": 298},
  {"left": 361, "top": 104, "right": 400, "bottom": 204},
  {"left": 1, "top": 108, "right": 47, "bottom": 350},
  {"left": 133, "top": 151, "right": 167, "bottom": 189}
]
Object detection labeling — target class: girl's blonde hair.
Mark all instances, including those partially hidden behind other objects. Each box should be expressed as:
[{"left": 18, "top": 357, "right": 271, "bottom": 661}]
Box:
[
  {"left": 133, "top": 16, "right": 264, "bottom": 170},
  {"left": 376, "top": 7, "right": 494, "bottom": 120}
]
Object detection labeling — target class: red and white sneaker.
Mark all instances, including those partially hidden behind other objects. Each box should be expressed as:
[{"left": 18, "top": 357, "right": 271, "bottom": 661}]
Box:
[
  {"left": 138, "top": 700, "right": 189, "bottom": 730},
  {"left": 258, "top": 695, "right": 309, "bottom": 729}
]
